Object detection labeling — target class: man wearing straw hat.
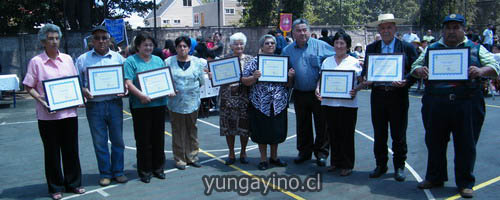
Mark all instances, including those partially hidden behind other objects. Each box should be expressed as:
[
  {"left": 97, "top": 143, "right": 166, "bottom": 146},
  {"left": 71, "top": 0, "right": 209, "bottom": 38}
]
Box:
[
  {"left": 411, "top": 14, "right": 499, "bottom": 198},
  {"left": 364, "top": 13, "right": 418, "bottom": 182}
]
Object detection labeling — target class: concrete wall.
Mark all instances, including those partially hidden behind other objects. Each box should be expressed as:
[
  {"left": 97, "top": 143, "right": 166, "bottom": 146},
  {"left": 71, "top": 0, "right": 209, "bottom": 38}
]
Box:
[{"left": 0, "top": 25, "right": 421, "bottom": 88}]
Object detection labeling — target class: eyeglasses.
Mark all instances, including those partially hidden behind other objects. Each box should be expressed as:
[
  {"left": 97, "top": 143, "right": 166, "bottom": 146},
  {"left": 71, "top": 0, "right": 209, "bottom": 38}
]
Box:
[
  {"left": 264, "top": 42, "right": 275, "bottom": 45},
  {"left": 93, "top": 36, "right": 109, "bottom": 41}
]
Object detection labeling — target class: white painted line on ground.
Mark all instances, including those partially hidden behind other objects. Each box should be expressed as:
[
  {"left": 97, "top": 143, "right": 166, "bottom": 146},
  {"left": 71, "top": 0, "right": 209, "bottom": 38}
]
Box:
[
  {"left": 355, "top": 127, "right": 435, "bottom": 200},
  {"left": 289, "top": 107, "right": 435, "bottom": 200},
  {"left": 97, "top": 189, "right": 110, "bottom": 197},
  {"left": 64, "top": 117, "right": 294, "bottom": 200},
  {"left": 0, "top": 117, "right": 88, "bottom": 126},
  {"left": 61, "top": 185, "right": 119, "bottom": 200}
]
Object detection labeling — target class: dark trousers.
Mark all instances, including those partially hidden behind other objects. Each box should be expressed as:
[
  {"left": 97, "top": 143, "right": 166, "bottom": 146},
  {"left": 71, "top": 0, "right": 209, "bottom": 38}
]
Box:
[
  {"left": 131, "top": 106, "right": 166, "bottom": 178},
  {"left": 323, "top": 106, "right": 357, "bottom": 169},
  {"left": 293, "top": 90, "right": 328, "bottom": 159},
  {"left": 38, "top": 117, "right": 81, "bottom": 193},
  {"left": 422, "top": 91, "right": 484, "bottom": 189},
  {"left": 370, "top": 88, "right": 409, "bottom": 169}
]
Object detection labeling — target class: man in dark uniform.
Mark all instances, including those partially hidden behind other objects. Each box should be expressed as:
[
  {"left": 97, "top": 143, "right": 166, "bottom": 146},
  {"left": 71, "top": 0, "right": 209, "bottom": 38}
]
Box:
[
  {"left": 364, "top": 13, "right": 418, "bottom": 182},
  {"left": 412, "top": 14, "right": 499, "bottom": 198}
]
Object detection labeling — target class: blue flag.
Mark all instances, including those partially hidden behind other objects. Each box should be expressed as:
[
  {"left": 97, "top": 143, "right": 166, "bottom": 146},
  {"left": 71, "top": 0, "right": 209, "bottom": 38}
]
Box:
[{"left": 104, "top": 19, "right": 125, "bottom": 44}]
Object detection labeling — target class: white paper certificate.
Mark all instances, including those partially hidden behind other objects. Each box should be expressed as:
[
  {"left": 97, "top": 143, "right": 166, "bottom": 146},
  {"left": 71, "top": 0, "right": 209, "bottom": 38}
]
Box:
[
  {"left": 367, "top": 54, "right": 404, "bottom": 82},
  {"left": 428, "top": 48, "right": 469, "bottom": 80},
  {"left": 42, "top": 76, "right": 84, "bottom": 112},
  {"left": 137, "top": 67, "right": 176, "bottom": 99},
  {"left": 200, "top": 73, "right": 220, "bottom": 99},
  {"left": 320, "top": 70, "right": 355, "bottom": 99},
  {"left": 208, "top": 56, "right": 241, "bottom": 86},
  {"left": 257, "top": 55, "right": 288, "bottom": 82},
  {"left": 87, "top": 64, "right": 125, "bottom": 96}
]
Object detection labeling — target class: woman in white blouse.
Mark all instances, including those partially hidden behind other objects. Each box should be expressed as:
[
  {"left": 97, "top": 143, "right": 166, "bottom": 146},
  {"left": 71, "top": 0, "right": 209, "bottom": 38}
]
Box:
[{"left": 315, "top": 32, "right": 365, "bottom": 176}]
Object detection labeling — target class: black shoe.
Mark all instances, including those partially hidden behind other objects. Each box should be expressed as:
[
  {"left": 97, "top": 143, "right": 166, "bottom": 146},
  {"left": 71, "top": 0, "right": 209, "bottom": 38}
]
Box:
[
  {"left": 293, "top": 155, "right": 311, "bottom": 164},
  {"left": 189, "top": 161, "right": 202, "bottom": 168},
  {"left": 153, "top": 172, "right": 166, "bottom": 179},
  {"left": 459, "top": 188, "right": 473, "bottom": 198},
  {"left": 270, "top": 158, "right": 287, "bottom": 167},
  {"left": 394, "top": 168, "right": 406, "bottom": 182},
  {"left": 225, "top": 157, "right": 236, "bottom": 165},
  {"left": 239, "top": 157, "right": 249, "bottom": 164},
  {"left": 258, "top": 161, "right": 269, "bottom": 170},
  {"left": 369, "top": 166, "right": 388, "bottom": 178},
  {"left": 316, "top": 158, "right": 326, "bottom": 167},
  {"left": 417, "top": 180, "right": 444, "bottom": 189},
  {"left": 140, "top": 176, "right": 151, "bottom": 183}
]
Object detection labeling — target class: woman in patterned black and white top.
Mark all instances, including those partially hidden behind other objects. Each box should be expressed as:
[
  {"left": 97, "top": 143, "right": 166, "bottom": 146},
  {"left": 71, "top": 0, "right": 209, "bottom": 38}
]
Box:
[{"left": 242, "top": 34, "right": 295, "bottom": 170}]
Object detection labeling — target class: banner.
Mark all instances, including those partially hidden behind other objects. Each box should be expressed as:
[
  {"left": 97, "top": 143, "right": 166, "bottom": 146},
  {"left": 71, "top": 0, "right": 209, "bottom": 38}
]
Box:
[
  {"left": 104, "top": 19, "right": 126, "bottom": 44},
  {"left": 280, "top": 13, "right": 292, "bottom": 36}
]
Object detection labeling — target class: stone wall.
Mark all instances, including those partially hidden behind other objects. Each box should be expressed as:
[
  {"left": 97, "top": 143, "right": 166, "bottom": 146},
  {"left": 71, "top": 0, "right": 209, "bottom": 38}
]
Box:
[{"left": 0, "top": 25, "right": 420, "bottom": 88}]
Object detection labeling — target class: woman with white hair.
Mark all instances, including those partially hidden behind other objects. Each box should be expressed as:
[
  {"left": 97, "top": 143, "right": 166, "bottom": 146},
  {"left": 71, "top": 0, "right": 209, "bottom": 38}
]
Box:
[
  {"left": 22, "top": 24, "right": 85, "bottom": 200},
  {"left": 217, "top": 32, "right": 253, "bottom": 165},
  {"left": 242, "top": 34, "right": 295, "bottom": 170}
]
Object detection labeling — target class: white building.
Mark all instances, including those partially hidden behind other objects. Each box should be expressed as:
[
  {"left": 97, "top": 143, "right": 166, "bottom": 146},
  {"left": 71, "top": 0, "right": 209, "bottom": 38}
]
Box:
[
  {"left": 144, "top": 0, "right": 203, "bottom": 28},
  {"left": 193, "top": 0, "right": 244, "bottom": 28}
]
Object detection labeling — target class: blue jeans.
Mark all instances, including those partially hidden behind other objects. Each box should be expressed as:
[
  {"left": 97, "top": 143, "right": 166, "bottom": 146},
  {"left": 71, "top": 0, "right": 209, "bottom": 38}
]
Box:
[{"left": 86, "top": 98, "right": 125, "bottom": 178}]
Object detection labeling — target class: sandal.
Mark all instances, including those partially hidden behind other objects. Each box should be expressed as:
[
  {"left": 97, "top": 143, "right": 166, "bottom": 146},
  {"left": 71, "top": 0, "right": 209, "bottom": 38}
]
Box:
[
  {"left": 51, "top": 192, "right": 63, "bottom": 200},
  {"left": 72, "top": 187, "right": 86, "bottom": 194}
]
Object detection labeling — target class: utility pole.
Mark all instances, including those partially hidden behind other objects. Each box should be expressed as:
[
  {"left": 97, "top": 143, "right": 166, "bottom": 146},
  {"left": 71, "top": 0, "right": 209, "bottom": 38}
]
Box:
[
  {"left": 218, "top": 0, "right": 221, "bottom": 33},
  {"left": 154, "top": 0, "right": 157, "bottom": 40}
]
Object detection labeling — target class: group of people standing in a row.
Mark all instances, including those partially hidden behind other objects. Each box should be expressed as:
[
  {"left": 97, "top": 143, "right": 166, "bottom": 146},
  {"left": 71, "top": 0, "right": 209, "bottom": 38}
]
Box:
[{"left": 24, "top": 12, "right": 498, "bottom": 200}]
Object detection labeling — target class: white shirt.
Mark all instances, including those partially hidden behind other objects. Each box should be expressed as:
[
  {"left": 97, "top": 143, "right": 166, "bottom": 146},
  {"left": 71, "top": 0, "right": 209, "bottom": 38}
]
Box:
[{"left": 320, "top": 55, "right": 362, "bottom": 108}]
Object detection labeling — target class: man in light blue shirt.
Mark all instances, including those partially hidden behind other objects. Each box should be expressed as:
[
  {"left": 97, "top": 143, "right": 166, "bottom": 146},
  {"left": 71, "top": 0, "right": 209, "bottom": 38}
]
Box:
[
  {"left": 281, "top": 18, "right": 334, "bottom": 167},
  {"left": 75, "top": 26, "right": 128, "bottom": 186},
  {"left": 482, "top": 24, "right": 494, "bottom": 51}
]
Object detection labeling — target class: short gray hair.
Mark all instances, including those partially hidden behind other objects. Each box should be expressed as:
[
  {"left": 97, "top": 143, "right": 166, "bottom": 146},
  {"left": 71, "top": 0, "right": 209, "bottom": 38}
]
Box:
[
  {"left": 38, "top": 24, "right": 62, "bottom": 42},
  {"left": 292, "top": 18, "right": 310, "bottom": 31},
  {"left": 258, "top": 34, "right": 276, "bottom": 48},
  {"left": 229, "top": 32, "right": 247, "bottom": 46}
]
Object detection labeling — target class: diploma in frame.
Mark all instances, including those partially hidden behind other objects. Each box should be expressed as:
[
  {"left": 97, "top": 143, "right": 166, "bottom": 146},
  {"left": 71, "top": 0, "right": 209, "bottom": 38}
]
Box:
[
  {"left": 427, "top": 47, "right": 469, "bottom": 80},
  {"left": 136, "top": 67, "right": 176, "bottom": 99},
  {"left": 320, "top": 70, "right": 355, "bottom": 99},
  {"left": 87, "top": 64, "right": 125, "bottom": 96},
  {"left": 257, "top": 54, "right": 289, "bottom": 82},
  {"left": 42, "top": 75, "right": 84, "bottom": 112},
  {"left": 208, "top": 56, "right": 241, "bottom": 86},
  {"left": 366, "top": 54, "right": 404, "bottom": 82}
]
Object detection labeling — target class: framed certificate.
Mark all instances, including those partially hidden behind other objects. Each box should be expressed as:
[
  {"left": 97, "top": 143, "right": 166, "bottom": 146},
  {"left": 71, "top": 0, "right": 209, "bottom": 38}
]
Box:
[
  {"left": 428, "top": 47, "right": 469, "bottom": 80},
  {"left": 200, "top": 73, "right": 220, "bottom": 99},
  {"left": 208, "top": 56, "right": 241, "bottom": 86},
  {"left": 366, "top": 54, "right": 404, "bottom": 82},
  {"left": 87, "top": 64, "right": 125, "bottom": 96},
  {"left": 136, "top": 67, "right": 176, "bottom": 99},
  {"left": 42, "top": 75, "right": 84, "bottom": 112},
  {"left": 257, "top": 54, "right": 289, "bottom": 82},
  {"left": 320, "top": 70, "right": 355, "bottom": 99}
]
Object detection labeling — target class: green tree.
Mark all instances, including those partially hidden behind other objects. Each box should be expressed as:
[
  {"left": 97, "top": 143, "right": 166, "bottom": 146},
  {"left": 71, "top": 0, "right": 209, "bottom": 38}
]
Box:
[
  {"left": 420, "top": 0, "right": 478, "bottom": 31},
  {"left": 0, "top": 0, "right": 153, "bottom": 34},
  {"left": 0, "top": 0, "right": 65, "bottom": 34}
]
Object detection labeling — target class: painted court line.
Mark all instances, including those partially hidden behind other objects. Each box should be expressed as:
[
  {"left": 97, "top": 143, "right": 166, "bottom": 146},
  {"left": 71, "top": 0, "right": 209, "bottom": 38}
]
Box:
[
  {"left": 125, "top": 110, "right": 302, "bottom": 199},
  {"left": 288, "top": 108, "right": 435, "bottom": 200},
  {"left": 445, "top": 176, "right": 500, "bottom": 200}
]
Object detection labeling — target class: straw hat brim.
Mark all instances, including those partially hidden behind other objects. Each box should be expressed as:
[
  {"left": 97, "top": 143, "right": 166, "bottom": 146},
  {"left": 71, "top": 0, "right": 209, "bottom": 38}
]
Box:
[{"left": 366, "top": 18, "right": 406, "bottom": 27}]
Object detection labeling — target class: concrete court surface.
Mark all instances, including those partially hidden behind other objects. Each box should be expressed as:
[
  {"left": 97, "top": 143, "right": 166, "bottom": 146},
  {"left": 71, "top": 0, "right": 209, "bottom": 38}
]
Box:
[{"left": 0, "top": 90, "right": 499, "bottom": 200}]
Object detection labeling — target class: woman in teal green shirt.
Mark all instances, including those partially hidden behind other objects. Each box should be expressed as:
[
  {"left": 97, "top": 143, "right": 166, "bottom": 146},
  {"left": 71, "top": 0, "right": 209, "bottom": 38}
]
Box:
[
  {"left": 124, "top": 32, "right": 167, "bottom": 183},
  {"left": 165, "top": 36, "right": 206, "bottom": 170}
]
